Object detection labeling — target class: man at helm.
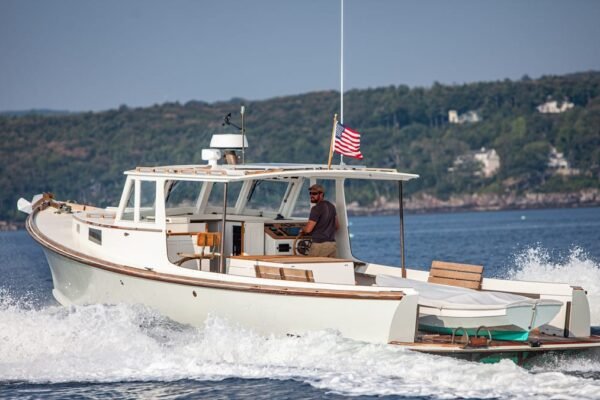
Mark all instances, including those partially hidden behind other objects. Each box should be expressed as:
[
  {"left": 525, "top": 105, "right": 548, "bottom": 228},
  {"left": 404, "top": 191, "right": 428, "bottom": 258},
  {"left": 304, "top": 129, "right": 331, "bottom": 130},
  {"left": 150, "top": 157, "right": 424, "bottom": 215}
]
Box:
[{"left": 300, "top": 184, "right": 339, "bottom": 257}]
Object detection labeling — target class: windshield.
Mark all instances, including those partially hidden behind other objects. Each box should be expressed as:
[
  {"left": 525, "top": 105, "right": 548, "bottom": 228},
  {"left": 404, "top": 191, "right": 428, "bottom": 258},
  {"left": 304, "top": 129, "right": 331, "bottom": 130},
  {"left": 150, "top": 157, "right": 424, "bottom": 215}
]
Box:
[{"left": 246, "top": 180, "right": 288, "bottom": 215}]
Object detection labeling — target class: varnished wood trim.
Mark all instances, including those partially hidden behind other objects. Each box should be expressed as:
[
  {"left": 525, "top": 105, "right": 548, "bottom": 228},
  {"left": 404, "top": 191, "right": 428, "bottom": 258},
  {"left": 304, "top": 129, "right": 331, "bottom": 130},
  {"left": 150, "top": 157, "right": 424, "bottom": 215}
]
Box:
[
  {"left": 27, "top": 210, "right": 404, "bottom": 301},
  {"left": 231, "top": 255, "right": 353, "bottom": 263},
  {"left": 167, "top": 231, "right": 206, "bottom": 236},
  {"left": 429, "top": 260, "right": 483, "bottom": 290},
  {"left": 431, "top": 260, "right": 484, "bottom": 274}
]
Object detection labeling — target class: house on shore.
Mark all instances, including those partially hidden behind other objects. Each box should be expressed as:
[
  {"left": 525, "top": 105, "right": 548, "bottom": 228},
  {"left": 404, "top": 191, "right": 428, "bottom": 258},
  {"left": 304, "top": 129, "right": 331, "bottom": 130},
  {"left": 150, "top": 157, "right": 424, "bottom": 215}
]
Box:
[
  {"left": 450, "top": 147, "right": 500, "bottom": 178},
  {"left": 448, "top": 110, "right": 481, "bottom": 124},
  {"left": 537, "top": 100, "right": 574, "bottom": 114},
  {"left": 548, "top": 146, "right": 580, "bottom": 176}
]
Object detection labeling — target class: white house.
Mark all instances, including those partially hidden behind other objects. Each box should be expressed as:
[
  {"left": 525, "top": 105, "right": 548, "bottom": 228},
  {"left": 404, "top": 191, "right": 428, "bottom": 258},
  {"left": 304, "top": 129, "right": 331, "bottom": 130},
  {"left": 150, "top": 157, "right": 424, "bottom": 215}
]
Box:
[
  {"left": 548, "top": 146, "right": 579, "bottom": 176},
  {"left": 451, "top": 147, "right": 500, "bottom": 178},
  {"left": 448, "top": 110, "right": 481, "bottom": 124},
  {"left": 537, "top": 100, "right": 574, "bottom": 114}
]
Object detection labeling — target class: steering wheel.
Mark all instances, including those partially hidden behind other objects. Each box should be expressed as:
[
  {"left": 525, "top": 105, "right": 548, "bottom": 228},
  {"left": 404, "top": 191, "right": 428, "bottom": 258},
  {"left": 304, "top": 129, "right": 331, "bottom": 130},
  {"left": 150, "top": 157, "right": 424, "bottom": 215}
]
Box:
[{"left": 293, "top": 235, "right": 312, "bottom": 256}]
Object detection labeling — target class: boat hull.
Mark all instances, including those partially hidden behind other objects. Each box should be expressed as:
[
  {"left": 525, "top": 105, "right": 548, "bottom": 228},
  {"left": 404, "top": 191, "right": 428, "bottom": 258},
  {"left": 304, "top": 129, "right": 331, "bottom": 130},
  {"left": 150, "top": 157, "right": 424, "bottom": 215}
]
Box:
[{"left": 41, "top": 247, "right": 418, "bottom": 344}]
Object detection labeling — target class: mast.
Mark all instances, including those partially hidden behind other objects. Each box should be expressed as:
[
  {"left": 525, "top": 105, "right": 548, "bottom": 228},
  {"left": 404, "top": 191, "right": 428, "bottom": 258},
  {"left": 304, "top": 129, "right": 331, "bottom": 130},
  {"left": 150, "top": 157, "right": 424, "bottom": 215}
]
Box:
[
  {"left": 241, "top": 105, "right": 245, "bottom": 164},
  {"left": 339, "top": 0, "right": 344, "bottom": 165},
  {"left": 340, "top": 0, "right": 344, "bottom": 125}
]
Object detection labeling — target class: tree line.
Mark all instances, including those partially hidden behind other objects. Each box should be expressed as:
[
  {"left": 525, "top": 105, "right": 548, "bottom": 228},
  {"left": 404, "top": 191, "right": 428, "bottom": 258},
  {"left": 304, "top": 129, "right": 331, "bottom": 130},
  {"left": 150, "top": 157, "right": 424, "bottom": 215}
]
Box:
[{"left": 1, "top": 71, "right": 599, "bottom": 222}]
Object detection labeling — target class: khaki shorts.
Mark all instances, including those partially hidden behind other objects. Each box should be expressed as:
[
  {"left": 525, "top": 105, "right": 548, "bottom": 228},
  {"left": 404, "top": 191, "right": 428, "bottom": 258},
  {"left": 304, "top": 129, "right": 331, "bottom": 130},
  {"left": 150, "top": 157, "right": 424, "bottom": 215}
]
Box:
[{"left": 308, "top": 241, "right": 337, "bottom": 258}]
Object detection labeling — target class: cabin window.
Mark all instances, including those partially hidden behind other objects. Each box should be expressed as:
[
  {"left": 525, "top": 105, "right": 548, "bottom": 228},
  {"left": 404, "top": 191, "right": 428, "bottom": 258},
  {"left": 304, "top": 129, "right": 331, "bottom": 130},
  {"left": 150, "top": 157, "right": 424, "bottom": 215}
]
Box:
[
  {"left": 121, "top": 184, "right": 135, "bottom": 221},
  {"left": 207, "top": 182, "right": 243, "bottom": 210},
  {"left": 140, "top": 180, "right": 156, "bottom": 222},
  {"left": 246, "top": 180, "right": 288, "bottom": 215},
  {"left": 165, "top": 180, "right": 204, "bottom": 213},
  {"left": 89, "top": 228, "right": 102, "bottom": 245}
]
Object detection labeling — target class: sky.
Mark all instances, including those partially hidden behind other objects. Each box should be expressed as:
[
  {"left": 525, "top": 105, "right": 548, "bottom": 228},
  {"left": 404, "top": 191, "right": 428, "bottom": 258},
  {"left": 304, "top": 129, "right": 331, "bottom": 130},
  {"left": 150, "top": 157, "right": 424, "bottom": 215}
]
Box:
[{"left": 1, "top": 0, "right": 599, "bottom": 112}]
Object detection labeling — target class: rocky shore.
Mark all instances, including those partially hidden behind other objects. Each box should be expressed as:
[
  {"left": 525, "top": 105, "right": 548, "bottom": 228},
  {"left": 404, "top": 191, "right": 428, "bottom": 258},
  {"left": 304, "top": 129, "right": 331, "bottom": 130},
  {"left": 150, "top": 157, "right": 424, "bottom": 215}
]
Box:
[{"left": 347, "top": 189, "right": 600, "bottom": 215}]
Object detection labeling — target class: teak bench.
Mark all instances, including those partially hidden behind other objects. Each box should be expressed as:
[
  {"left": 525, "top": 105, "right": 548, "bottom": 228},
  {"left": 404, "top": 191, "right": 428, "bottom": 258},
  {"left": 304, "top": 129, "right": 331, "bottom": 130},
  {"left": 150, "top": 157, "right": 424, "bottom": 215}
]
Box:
[
  {"left": 428, "top": 260, "right": 484, "bottom": 290},
  {"left": 255, "top": 265, "right": 315, "bottom": 283}
]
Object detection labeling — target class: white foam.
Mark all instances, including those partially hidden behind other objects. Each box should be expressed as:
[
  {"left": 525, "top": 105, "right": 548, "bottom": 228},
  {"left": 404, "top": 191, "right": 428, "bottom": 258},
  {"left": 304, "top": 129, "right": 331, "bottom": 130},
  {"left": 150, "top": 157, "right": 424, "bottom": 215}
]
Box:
[
  {"left": 1, "top": 293, "right": 600, "bottom": 399},
  {"left": 506, "top": 247, "right": 600, "bottom": 325}
]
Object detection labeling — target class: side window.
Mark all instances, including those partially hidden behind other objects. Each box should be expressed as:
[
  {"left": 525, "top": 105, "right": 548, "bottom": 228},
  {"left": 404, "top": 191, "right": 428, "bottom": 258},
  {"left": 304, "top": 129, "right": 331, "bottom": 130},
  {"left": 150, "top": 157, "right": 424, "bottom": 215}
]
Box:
[
  {"left": 121, "top": 184, "right": 135, "bottom": 221},
  {"left": 140, "top": 180, "right": 156, "bottom": 222}
]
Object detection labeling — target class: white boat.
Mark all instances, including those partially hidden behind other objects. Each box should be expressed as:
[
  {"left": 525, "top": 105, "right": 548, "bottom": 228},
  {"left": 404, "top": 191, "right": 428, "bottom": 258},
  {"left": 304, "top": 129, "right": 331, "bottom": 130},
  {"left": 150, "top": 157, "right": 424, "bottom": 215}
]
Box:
[
  {"left": 19, "top": 132, "right": 600, "bottom": 363},
  {"left": 376, "top": 275, "right": 562, "bottom": 341}
]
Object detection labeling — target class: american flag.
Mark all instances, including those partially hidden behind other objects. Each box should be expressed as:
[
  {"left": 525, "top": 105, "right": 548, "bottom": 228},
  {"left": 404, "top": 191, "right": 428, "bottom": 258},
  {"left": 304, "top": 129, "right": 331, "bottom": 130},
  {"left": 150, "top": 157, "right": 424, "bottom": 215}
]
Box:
[{"left": 334, "top": 122, "right": 363, "bottom": 159}]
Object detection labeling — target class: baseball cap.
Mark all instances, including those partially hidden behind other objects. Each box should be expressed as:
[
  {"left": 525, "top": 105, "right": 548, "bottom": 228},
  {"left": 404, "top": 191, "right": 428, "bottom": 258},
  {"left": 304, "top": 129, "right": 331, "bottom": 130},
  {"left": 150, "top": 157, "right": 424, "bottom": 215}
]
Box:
[{"left": 308, "top": 184, "right": 325, "bottom": 193}]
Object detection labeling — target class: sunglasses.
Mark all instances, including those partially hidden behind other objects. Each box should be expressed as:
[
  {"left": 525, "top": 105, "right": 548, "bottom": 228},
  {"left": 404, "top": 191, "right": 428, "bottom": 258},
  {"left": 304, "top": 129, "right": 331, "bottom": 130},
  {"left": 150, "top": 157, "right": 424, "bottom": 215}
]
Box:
[{"left": 309, "top": 192, "right": 321, "bottom": 196}]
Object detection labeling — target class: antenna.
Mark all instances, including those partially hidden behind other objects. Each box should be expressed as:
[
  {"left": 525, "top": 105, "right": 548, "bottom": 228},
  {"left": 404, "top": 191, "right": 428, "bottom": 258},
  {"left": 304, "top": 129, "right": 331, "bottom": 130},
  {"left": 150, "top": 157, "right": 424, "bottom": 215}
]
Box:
[
  {"left": 222, "top": 112, "right": 241, "bottom": 130},
  {"left": 241, "top": 105, "right": 246, "bottom": 164}
]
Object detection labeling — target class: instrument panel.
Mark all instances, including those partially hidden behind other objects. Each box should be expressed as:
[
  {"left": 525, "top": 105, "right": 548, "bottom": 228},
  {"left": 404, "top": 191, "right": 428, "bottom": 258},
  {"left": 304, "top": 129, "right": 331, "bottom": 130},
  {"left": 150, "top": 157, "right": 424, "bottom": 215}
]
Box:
[{"left": 264, "top": 222, "right": 309, "bottom": 239}]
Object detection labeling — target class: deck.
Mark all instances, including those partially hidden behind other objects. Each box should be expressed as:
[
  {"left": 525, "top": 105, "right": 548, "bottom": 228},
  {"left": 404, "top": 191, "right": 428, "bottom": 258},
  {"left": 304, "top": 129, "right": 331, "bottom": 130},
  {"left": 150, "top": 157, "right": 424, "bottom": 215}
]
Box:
[{"left": 392, "top": 331, "right": 600, "bottom": 364}]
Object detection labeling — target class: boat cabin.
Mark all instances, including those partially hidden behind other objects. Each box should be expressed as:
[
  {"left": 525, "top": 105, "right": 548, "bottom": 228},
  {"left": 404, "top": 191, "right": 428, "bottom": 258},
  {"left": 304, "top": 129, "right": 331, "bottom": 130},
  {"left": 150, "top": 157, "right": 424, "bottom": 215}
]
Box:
[
  {"left": 66, "top": 133, "right": 420, "bottom": 284},
  {"left": 80, "top": 160, "right": 415, "bottom": 285}
]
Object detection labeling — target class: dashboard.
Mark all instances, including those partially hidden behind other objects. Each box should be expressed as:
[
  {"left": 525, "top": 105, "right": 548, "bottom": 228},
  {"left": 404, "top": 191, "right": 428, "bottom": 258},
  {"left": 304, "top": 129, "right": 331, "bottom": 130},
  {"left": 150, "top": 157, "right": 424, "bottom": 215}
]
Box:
[{"left": 264, "top": 222, "right": 309, "bottom": 239}]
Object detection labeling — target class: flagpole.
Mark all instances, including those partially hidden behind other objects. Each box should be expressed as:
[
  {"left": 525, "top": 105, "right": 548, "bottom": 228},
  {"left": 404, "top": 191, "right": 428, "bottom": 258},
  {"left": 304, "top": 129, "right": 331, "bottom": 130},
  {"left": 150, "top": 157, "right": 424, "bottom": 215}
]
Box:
[
  {"left": 339, "top": 0, "right": 344, "bottom": 165},
  {"left": 327, "top": 114, "right": 338, "bottom": 170}
]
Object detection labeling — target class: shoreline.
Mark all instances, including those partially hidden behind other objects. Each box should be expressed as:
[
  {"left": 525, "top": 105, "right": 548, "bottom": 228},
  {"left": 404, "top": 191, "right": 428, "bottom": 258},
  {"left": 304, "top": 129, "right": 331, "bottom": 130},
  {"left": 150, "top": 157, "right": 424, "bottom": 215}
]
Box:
[
  {"left": 347, "top": 201, "right": 600, "bottom": 216},
  {"left": 3, "top": 190, "right": 599, "bottom": 231},
  {"left": 349, "top": 189, "right": 600, "bottom": 216}
]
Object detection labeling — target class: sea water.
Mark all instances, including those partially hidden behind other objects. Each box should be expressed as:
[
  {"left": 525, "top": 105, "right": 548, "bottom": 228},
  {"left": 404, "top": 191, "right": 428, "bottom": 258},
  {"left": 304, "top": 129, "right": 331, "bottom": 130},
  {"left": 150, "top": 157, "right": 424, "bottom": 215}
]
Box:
[{"left": 1, "top": 207, "right": 599, "bottom": 399}]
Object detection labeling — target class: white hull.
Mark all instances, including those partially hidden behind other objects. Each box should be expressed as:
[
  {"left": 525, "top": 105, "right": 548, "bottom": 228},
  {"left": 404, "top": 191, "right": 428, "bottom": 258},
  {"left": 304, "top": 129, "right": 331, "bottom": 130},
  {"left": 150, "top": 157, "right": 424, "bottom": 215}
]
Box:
[
  {"left": 375, "top": 274, "right": 563, "bottom": 340},
  {"left": 42, "top": 247, "right": 418, "bottom": 344}
]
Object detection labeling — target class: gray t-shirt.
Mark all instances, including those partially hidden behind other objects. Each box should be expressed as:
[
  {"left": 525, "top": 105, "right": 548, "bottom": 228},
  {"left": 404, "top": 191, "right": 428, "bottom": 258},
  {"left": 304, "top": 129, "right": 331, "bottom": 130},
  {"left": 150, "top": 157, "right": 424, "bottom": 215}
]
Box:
[{"left": 309, "top": 200, "right": 337, "bottom": 243}]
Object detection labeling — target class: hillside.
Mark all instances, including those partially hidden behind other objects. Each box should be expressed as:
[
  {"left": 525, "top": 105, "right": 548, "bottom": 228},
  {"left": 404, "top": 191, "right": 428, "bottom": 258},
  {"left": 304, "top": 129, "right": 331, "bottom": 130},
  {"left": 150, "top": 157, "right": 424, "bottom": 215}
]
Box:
[{"left": 1, "top": 72, "right": 599, "bottom": 224}]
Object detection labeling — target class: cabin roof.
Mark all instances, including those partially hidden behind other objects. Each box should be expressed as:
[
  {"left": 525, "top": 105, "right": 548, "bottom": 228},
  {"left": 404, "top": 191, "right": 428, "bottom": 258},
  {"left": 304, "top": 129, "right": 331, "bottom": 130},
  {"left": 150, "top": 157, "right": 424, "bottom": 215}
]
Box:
[{"left": 125, "top": 163, "right": 419, "bottom": 182}]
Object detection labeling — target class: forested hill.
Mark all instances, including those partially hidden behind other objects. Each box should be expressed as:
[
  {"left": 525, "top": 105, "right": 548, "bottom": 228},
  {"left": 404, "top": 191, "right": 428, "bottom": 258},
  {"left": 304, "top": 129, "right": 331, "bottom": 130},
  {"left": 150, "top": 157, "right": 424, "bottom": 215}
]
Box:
[{"left": 1, "top": 71, "right": 599, "bottom": 223}]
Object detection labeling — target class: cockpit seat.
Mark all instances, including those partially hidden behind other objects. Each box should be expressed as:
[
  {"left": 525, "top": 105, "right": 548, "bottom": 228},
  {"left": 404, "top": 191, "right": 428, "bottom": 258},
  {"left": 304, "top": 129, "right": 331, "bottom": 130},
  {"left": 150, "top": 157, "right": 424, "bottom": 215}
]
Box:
[{"left": 176, "top": 232, "right": 221, "bottom": 269}]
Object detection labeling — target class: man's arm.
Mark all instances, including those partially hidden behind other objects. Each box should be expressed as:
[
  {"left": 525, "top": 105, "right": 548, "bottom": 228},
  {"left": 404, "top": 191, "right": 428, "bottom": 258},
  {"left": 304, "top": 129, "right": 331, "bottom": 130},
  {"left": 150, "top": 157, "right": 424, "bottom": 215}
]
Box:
[{"left": 301, "top": 220, "right": 317, "bottom": 235}]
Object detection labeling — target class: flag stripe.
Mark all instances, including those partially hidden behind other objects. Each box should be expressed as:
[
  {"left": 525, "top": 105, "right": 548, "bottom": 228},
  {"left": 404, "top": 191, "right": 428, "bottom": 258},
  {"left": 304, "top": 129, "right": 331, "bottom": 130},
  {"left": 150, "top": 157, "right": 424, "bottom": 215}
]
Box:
[
  {"left": 335, "top": 141, "right": 358, "bottom": 153},
  {"left": 333, "top": 122, "right": 363, "bottom": 159},
  {"left": 339, "top": 137, "right": 359, "bottom": 145}
]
